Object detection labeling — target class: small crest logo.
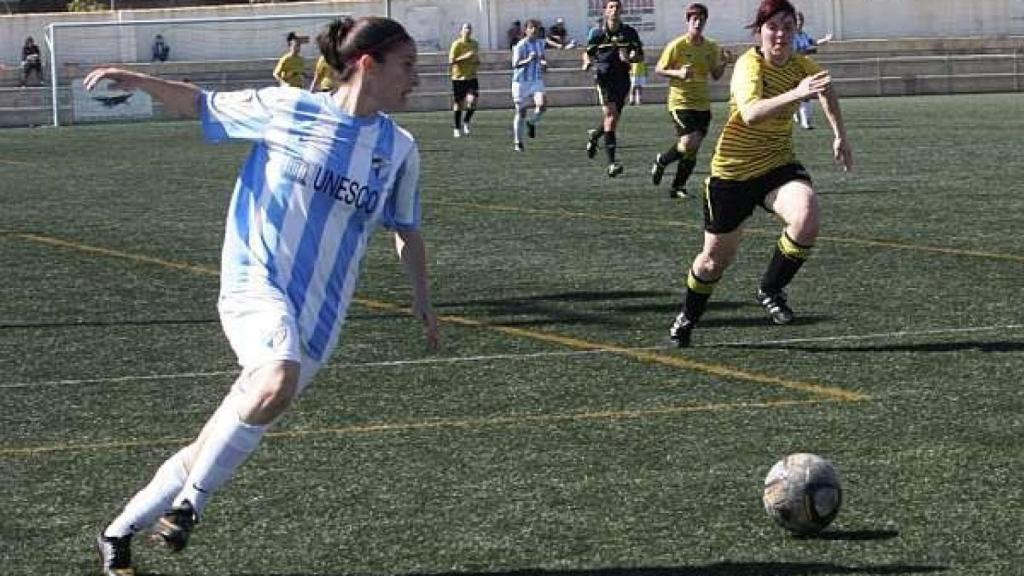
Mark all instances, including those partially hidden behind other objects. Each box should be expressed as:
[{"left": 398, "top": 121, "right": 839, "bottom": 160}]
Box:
[{"left": 371, "top": 156, "right": 390, "bottom": 180}]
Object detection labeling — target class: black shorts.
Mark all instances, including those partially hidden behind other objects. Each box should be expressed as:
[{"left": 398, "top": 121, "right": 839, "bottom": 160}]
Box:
[
  {"left": 670, "top": 109, "right": 712, "bottom": 137},
  {"left": 703, "top": 163, "right": 812, "bottom": 234},
  {"left": 452, "top": 78, "right": 479, "bottom": 102},
  {"left": 595, "top": 74, "right": 630, "bottom": 111}
]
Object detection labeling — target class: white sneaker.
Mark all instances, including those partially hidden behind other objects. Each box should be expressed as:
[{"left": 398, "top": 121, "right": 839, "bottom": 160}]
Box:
[
  {"left": 453, "top": 128, "right": 461, "bottom": 138},
  {"left": 462, "top": 123, "right": 471, "bottom": 135}
]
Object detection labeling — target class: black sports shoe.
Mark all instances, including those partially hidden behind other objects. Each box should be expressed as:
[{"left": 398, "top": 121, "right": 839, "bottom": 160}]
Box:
[
  {"left": 651, "top": 154, "right": 666, "bottom": 186},
  {"left": 607, "top": 162, "right": 624, "bottom": 178},
  {"left": 153, "top": 500, "right": 197, "bottom": 552},
  {"left": 96, "top": 533, "right": 135, "bottom": 576},
  {"left": 669, "top": 313, "right": 696, "bottom": 348},
  {"left": 669, "top": 187, "right": 688, "bottom": 199},
  {"left": 586, "top": 129, "right": 599, "bottom": 159},
  {"left": 756, "top": 289, "right": 794, "bottom": 325},
  {"left": 526, "top": 120, "right": 536, "bottom": 139}
]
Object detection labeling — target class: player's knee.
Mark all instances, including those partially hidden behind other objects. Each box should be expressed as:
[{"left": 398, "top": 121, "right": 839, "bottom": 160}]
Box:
[
  {"left": 248, "top": 363, "right": 300, "bottom": 423},
  {"left": 787, "top": 195, "right": 821, "bottom": 241},
  {"left": 693, "top": 250, "right": 732, "bottom": 278}
]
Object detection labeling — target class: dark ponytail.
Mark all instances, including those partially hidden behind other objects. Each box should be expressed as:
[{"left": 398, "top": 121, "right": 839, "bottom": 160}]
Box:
[{"left": 317, "top": 16, "right": 413, "bottom": 82}]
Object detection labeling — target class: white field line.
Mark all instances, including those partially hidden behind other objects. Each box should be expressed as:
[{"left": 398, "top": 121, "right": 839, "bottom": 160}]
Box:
[{"left": 4, "top": 323, "right": 1022, "bottom": 391}]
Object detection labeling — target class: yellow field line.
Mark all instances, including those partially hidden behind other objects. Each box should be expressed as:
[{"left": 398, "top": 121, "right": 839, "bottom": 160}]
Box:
[
  {"left": 13, "top": 232, "right": 867, "bottom": 403},
  {"left": 430, "top": 199, "right": 1024, "bottom": 263},
  {"left": 0, "top": 398, "right": 834, "bottom": 457}
]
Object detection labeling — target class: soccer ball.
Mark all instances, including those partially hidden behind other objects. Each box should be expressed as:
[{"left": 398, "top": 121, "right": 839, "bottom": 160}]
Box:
[{"left": 762, "top": 453, "right": 842, "bottom": 535}]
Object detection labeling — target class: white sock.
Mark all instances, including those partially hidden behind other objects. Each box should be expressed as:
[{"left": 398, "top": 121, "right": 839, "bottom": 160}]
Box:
[
  {"left": 529, "top": 109, "right": 545, "bottom": 124},
  {"left": 513, "top": 114, "right": 524, "bottom": 143},
  {"left": 174, "top": 409, "right": 266, "bottom": 517},
  {"left": 104, "top": 448, "right": 189, "bottom": 537},
  {"left": 799, "top": 101, "right": 812, "bottom": 126}
]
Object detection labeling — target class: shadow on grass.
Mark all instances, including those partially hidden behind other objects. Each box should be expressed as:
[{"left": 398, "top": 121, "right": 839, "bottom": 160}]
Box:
[
  {"left": 727, "top": 339, "right": 1024, "bottom": 354},
  {"left": 799, "top": 529, "right": 900, "bottom": 542},
  {"left": 0, "top": 317, "right": 217, "bottom": 330},
  {"left": 220, "top": 561, "right": 946, "bottom": 576}
]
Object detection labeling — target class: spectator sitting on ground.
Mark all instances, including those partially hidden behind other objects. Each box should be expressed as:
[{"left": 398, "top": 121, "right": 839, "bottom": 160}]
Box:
[
  {"left": 20, "top": 36, "right": 43, "bottom": 87},
  {"left": 152, "top": 34, "right": 170, "bottom": 62},
  {"left": 546, "top": 17, "right": 576, "bottom": 49},
  {"left": 507, "top": 20, "right": 524, "bottom": 50}
]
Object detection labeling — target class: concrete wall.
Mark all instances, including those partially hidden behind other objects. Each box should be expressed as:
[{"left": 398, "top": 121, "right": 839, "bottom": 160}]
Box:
[{"left": 4, "top": 0, "right": 1024, "bottom": 70}]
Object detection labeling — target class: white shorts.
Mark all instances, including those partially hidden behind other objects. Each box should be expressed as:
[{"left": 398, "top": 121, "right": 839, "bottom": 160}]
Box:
[
  {"left": 631, "top": 75, "right": 647, "bottom": 87},
  {"left": 219, "top": 290, "right": 322, "bottom": 394},
  {"left": 512, "top": 80, "right": 545, "bottom": 107}
]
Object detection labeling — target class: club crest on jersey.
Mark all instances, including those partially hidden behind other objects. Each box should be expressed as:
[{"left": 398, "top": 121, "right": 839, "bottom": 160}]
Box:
[{"left": 371, "top": 156, "right": 391, "bottom": 180}]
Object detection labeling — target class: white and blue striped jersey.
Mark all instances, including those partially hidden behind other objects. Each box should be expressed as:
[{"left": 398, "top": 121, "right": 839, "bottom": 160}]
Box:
[
  {"left": 512, "top": 37, "right": 546, "bottom": 83},
  {"left": 200, "top": 87, "right": 421, "bottom": 362}
]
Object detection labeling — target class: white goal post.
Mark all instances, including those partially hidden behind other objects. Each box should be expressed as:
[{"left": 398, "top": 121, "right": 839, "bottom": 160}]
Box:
[{"left": 45, "top": 12, "right": 352, "bottom": 126}]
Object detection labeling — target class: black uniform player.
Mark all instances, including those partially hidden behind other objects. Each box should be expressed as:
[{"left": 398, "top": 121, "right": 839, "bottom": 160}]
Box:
[{"left": 583, "top": 0, "right": 644, "bottom": 177}]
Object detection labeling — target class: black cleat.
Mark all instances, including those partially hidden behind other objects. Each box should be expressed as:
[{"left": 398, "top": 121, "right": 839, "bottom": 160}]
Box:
[
  {"left": 669, "top": 187, "right": 688, "bottom": 199},
  {"left": 669, "top": 313, "right": 696, "bottom": 348},
  {"left": 651, "top": 154, "right": 666, "bottom": 186},
  {"left": 514, "top": 141, "right": 525, "bottom": 152},
  {"left": 757, "top": 289, "right": 794, "bottom": 325},
  {"left": 152, "top": 500, "right": 197, "bottom": 552},
  {"left": 607, "top": 162, "right": 624, "bottom": 178},
  {"left": 526, "top": 120, "right": 536, "bottom": 139},
  {"left": 586, "top": 129, "right": 599, "bottom": 159},
  {"left": 96, "top": 533, "right": 135, "bottom": 576}
]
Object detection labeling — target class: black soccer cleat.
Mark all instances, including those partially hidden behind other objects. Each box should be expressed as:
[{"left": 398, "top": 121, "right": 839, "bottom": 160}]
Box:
[
  {"left": 607, "top": 162, "right": 624, "bottom": 178},
  {"left": 669, "top": 313, "right": 696, "bottom": 348},
  {"left": 651, "top": 154, "right": 666, "bottom": 186},
  {"left": 152, "top": 500, "right": 197, "bottom": 553},
  {"left": 586, "top": 129, "right": 599, "bottom": 159},
  {"left": 669, "top": 187, "right": 688, "bottom": 199},
  {"left": 757, "top": 288, "right": 795, "bottom": 325},
  {"left": 526, "top": 120, "right": 536, "bottom": 139},
  {"left": 96, "top": 533, "right": 135, "bottom": 576}
]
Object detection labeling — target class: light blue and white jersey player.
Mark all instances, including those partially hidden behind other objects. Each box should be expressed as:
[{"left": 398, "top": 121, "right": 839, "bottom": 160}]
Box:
[
  {"left": 510, "top": 19, "right": 550, "bottom": 149},
  {"left": 201, "top": 86, "right": 421, "bottom": 383},
  {"left": 511, "top": 31, "right": 547, "bottom": 104}
]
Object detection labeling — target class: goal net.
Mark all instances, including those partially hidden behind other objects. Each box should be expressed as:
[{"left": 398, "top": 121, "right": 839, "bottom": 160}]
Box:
[{"left": 46, "top": 13, "right": 347, "bottom": 126}]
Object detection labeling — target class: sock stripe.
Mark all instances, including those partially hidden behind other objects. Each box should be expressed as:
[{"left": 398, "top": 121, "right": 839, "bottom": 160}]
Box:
[
  {"left": 779, "top": 233, "right": 813, "bottom": 260},
  {"left": 686, "top": 270, "right": 719, "bottom": 295}
]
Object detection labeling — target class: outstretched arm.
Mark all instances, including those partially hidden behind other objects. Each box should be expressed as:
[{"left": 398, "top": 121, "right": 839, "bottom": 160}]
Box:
[
  {"left": 394, "top": 229, "right": 441, "bottom": 351},
  {"left": 84, "top": 67, "right": 200, "bottom": 118},
  {"left": 818, "top": 86, "right": 853, "bottom": 171}
]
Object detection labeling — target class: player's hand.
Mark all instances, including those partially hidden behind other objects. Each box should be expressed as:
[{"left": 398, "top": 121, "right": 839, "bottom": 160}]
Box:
[
  {"left": 679, "top": 64, "right": 694, "bottom": 80},
  {"left": 795, "top": 71, "right": 831, "bottom": 99},
  {"left": 833, "top": 136, "right": 853, "bottom": 172},
  {"left": 83, "top": 67, "right": 145, "bottom": 92}
]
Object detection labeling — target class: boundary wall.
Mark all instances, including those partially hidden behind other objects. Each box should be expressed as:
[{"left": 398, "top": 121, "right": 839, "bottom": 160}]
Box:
[
  {"left": 3, "top": 0, "right": 1024, "bottom": 67},
  {"left": 2, "top": 36, "right": 1022, "bottom": 127}
]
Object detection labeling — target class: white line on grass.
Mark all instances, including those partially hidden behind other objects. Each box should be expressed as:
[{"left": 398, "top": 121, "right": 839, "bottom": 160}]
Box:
[{"left": 5, "top": 323, "right": 1021, "bottom": 390}]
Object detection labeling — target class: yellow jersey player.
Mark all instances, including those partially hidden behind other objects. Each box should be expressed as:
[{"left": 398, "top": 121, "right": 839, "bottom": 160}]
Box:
[
  {"left": 650, "top": 3, "right": 730, "bottom": 199},
  {"left": 449, "top": 22, "right": 480, "bottom": 138},
  {"left": 273, "top": 32, "right": 307, "bottom": 88},
  {"left": 309, "top": 54, "right": 336, "bottom": 92},
  {"left": 668, "top": 0, "right": 852, "bottom": 347}
]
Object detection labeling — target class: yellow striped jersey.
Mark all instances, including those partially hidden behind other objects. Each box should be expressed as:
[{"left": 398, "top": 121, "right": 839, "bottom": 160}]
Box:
[
  {"left": 314, "top": 56, "right": 335, "bottom": 91},
  {"left": 273, "top": 53, "right": 305, "bottom": 88},
  {"left": 656, "top": 34, "right": 721, "bottom": 111},
  {"left": 711, "top": 47, "right": 823, "bottom": 180},
  {"left": 449, "top": 37, "right": 480, "bottom": 80}
]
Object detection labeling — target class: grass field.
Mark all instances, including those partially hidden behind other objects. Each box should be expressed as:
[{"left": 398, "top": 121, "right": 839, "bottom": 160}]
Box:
[{"left": 2, "top": 93, "right": 1023, "bottom": 576}]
